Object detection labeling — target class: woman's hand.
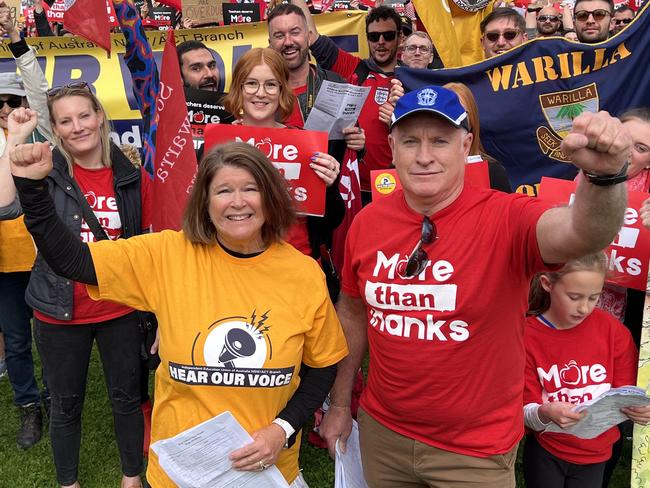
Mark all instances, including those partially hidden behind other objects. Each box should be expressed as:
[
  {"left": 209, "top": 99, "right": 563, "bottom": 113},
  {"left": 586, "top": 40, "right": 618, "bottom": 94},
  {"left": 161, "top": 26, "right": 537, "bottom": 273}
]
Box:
[
  {"left": 538, "top": 401, "right": 585, "bottom": 429},
  {"left": 7, "top": 108, "right": 38, "bottom": 146},
  {"left": 342, "top": 127, "right": 365, "bottom": 152},
  {"left": 9, "top": 142, "right": 53, "bottom": 180},
  {"left": 150, "top": 327, "right": 160, "bottom": 355},
  {"left": 622, "top": 405, "right": 650, "bottom": 425},
  {"left": 310, "top": 152, "right": 340, "bottom": 187},
  {"left": 229, "top": 423, "right": 286, "bottom": 471}
]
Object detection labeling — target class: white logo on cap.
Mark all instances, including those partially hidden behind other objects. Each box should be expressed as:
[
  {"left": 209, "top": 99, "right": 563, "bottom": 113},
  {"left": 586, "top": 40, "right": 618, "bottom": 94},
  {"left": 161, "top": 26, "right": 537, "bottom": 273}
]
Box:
[{"left": 417, "top": 88, "right": 437, "bottom": 107}]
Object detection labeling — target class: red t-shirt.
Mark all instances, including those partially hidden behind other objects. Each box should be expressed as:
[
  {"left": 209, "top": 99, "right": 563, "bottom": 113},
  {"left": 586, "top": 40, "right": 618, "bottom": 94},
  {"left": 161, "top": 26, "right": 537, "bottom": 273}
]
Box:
[
  {"left": 330, "top": 49, "right": 393, "bottom": 192},
  {"left": 285, "top": 217, "right": 312, "bottom": 256},
  {"left": 524, "top": 311, "right": 638, "bottom": 464},
  {"left": 36, "top": 164, "right": 152, "bottom": 325},
  {"left": 341, "top": 186, "right": 554, "bottom": 457}
]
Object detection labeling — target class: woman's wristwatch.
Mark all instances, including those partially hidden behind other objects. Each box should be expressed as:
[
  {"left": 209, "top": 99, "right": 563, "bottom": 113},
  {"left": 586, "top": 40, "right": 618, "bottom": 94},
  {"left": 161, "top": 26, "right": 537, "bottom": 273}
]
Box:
[{"left": 273, "top": 418, "right": 295, "bottom": 449}]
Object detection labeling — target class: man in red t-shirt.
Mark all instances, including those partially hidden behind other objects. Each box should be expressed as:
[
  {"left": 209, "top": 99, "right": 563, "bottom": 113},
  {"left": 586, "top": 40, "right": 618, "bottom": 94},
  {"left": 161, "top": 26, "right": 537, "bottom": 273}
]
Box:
[
  {"left": 293, "top": 0, "right": 401, "bottom": 201},
  {"left": 319, "top": 85, "right": 632, "bottom": 487}
]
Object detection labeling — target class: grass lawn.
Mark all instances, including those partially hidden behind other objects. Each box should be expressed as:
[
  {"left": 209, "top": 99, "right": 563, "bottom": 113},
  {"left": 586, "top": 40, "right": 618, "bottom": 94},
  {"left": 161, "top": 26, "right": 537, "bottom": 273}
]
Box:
[{"left": 0, "top": 346, "right": 634, "bottom": 487}]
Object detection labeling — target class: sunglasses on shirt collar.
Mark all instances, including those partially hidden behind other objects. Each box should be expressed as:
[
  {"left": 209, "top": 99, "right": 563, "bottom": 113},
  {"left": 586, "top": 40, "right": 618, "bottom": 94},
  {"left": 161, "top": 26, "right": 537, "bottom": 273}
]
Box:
[
  {"left": 367, "top": 30, "right": 398, "bottom": 42},
  {"left": 403, "top": 216, "right": 437, "bottom": 278}
]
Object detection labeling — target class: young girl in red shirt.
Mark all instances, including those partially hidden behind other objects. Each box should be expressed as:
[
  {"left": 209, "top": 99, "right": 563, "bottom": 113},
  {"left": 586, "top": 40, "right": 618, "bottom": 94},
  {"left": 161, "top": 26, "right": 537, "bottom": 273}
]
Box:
[{"left": 523, "top": 252, "right": 650, "bottom": 488}]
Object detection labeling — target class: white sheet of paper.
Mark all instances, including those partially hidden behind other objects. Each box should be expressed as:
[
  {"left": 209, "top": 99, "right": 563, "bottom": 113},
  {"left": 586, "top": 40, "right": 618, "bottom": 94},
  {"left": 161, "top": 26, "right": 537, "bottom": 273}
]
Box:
[
  {"left": 334, "top": 420, "right": 369, "bottom": 488},
  {"left": 150, "top": 411, "right": 289, "bottom": 488},
  {"left": 544, "top": 386, "right": 650, "bottom": 439},
  {"left": 304, "top": 81, "right": 371, "bottom": 140}
]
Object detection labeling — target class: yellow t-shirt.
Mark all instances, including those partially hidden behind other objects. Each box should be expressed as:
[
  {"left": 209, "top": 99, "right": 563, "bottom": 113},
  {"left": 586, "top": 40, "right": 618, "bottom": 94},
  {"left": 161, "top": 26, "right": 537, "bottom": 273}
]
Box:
[
  {"left": 87, "top": 230, "right": 348, "bottom": 486},
  {"left": 0, "top": 217, "right": 36, "bottom": 273}
]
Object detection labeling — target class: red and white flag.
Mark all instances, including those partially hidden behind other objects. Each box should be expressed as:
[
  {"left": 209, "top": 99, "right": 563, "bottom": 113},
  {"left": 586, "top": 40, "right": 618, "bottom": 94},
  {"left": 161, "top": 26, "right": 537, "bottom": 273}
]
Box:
[
  {"left": 152, "top": 29, "right": 198, "bottom": 232},
  {"left": 63, "top": 0, "right": 112, "bottom": 54},
  {"left": 331, "top": 148, "right": 362, "bottom": 274}
]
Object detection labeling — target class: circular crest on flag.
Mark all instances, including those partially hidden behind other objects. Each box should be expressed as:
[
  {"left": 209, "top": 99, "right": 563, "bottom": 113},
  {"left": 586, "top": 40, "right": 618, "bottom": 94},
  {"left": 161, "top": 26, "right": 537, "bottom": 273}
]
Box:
[{"left": 452, "top": 0, "right": 490, "bottom": 12}]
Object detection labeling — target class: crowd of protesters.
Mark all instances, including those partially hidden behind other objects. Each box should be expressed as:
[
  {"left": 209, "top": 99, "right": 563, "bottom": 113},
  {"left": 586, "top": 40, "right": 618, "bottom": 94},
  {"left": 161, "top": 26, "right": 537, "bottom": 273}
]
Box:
[{"left": 1, "top": 0, "right": 649, "bottom": 487}]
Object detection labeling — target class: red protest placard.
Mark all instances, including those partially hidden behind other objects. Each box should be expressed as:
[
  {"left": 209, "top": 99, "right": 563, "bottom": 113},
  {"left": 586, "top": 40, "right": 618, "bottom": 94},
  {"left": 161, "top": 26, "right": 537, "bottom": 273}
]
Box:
[
  {"left": 204, "top": 125, "right": 328, "bottom": 217},
  {"left": 370, "top": 160, "right": 490, "bottom": 200},
  {"left": 538, "top": 177, "right": 650, "bottom": 291}
]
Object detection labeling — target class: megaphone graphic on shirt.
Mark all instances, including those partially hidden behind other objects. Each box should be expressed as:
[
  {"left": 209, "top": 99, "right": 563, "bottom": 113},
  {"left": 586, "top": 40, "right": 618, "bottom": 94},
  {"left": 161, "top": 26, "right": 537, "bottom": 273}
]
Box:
[{"left": 218, "top": 328, "right": 256, "bottom": 368}]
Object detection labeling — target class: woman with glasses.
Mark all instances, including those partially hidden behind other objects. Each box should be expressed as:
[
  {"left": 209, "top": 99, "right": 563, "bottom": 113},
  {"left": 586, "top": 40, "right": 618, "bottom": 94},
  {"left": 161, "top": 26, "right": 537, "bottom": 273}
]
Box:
[
  {"left": 4, "top": 84, "right": 149, "bottom": 488},
  {"left": 223, "top": 48, "right": 345, "bottom": 267},
  {"left": 9, "top": 139, "right": 347, "bottom": 488}
]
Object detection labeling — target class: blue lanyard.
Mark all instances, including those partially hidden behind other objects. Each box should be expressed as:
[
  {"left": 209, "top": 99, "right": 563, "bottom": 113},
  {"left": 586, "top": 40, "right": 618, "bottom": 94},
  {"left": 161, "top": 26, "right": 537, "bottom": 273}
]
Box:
[{"left": 536, "top": 314, "right": 557, "bottom": 330}]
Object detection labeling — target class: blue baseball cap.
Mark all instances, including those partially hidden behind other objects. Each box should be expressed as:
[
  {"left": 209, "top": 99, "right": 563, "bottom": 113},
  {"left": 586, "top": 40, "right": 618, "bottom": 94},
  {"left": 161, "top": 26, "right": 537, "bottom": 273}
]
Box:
[{"left": 390, "top": 85, "right": 469, "bottom": 131}]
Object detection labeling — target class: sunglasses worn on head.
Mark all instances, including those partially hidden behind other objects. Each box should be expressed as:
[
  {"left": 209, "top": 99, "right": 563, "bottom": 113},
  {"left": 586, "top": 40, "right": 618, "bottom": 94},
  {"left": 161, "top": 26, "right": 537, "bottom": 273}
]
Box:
[
  {"left": 46, "top": 81, "right": 90, "bottom": 98},
  {"left": 367, "top": 30, "right": 398, "bottom": 42},
  {"left": 404, "top": 216, "right": 437, "bottom": 278},
  {"left": 614, "top": 18, "right": 633, "bottom": 24},
  {"left": 485, "top": 30, "right": 520, "bottom": 42},
  {"left": 0, "top": 95, "right": 23, "bottom": 109},
  {"left": 538, "top": 15, "right": 560, "bottom": 22},
  {"left": 574, "top": 9, "right": 611, "bottom": 21}
]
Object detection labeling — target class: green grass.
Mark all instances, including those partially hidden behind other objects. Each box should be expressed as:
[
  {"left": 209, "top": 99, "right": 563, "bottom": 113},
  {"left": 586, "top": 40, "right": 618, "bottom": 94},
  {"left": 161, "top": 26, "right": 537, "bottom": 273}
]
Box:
[{"left": 0, "top": 346, "right": 633, "bottom": 487}]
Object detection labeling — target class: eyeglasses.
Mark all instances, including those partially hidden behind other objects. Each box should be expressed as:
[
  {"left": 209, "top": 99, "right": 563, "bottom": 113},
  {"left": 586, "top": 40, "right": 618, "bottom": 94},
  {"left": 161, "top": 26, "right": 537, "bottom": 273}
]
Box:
[
  {"left": 0, "top": 95, "right": 23, "bottom": 109},
  {"left": 241, "top": 79, "right": 281, "bottom": 95},
  {"left": 614, "top": 18, "right": 633, "bottom": 24},
  {"left": 404, "top": 216, "right": 436, "bottom": 278},
  {"left": 47, "top": 81, "right": 90, "bottom": 98},
  {"left": 538, "top": 15, "right": 560, "bottom": 22},
  {"left": 574, "top": 9, "right": 611, "bottom": 21},
  {"left": 367, "top": 30, "right": 398, "bottom": 42},
  {"left": 403, "top": 45, "right": 432, "bottom": 54},
  {"left": 484, "top": 30, "right": 521, "bottom": 42}
]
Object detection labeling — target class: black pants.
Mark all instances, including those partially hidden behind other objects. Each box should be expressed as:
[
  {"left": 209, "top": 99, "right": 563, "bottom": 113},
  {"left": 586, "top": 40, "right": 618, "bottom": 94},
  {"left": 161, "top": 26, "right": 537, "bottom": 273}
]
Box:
[
  {"left": 524, "top": 434, "right": 606, "bottom": 488},
  {"left": 34, "top": 313, "right": 144, "bottom": 485}
]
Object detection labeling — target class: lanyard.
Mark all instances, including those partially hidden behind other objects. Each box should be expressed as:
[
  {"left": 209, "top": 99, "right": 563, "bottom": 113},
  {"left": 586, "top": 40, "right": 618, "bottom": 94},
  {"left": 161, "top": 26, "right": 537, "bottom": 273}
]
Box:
[{"left": 536, "top": 314, "right": 557, "bottom": 330}]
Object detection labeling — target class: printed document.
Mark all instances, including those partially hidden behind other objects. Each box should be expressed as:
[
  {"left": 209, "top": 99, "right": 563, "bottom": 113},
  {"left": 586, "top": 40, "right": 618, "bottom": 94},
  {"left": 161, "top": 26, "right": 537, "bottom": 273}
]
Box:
[
  {"left": 304, "top": 81, "right": 370, "bottom": 140},
  {"left": 544, "top": 386, "right": 650, "bottom": 439},
  {"left": 150, "top": 411, "right": 289, "bottom": 488},
  {"left": 335, "top": 420, "right": 369, "bottom": 488}
]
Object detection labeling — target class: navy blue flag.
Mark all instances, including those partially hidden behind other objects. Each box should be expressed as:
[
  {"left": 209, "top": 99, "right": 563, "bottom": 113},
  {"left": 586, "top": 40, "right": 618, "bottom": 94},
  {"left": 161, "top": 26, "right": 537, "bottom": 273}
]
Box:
[{"left": 398, "top": 3, "right": 650, "bottom": 194}]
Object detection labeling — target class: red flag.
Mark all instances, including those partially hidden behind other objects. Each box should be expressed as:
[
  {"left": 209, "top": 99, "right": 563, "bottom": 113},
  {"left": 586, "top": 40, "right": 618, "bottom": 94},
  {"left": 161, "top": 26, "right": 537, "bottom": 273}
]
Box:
[
  {"left": 152, "top": 29, "right": 198, "bottom": 232},
  {"left": 63, "top": 0, "right": 112, "bottom": 54},
  {"left": 156, "top": 0, "right": 182, "bottom": 11},
  {"left": 331, "top": 148, "right": 362, "bottom": 274}
]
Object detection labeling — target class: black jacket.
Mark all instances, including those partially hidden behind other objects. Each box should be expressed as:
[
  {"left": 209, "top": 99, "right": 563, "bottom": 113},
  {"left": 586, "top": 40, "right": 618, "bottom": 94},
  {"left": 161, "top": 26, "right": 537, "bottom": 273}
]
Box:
[{"left": 26, "top": 143, "right": 144, "bottom": 320}]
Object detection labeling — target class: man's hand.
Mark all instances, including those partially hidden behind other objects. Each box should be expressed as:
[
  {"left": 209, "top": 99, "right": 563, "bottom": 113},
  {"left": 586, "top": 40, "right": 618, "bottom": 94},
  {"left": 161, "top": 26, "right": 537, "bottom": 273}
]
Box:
[
  {"left": 342, "top": 126, "right": 365, "bottom": 152},
  {"left": 561, "top": 111, "right": 632, "bottom": 177},
  {"left": 319, "top": 404, "right": 353, "bottom": 458},
  {"left": 641, "top": 198, "right": 650, "bottom": 229},
  {"left": 9, "top": 142, "right": 53, "bottom": 180},
  {"left": 538, "top": 401, "right": 585, "bottom": 429},
  {"left": 8, "top": 108, "right": 39, "bottom": 146}
]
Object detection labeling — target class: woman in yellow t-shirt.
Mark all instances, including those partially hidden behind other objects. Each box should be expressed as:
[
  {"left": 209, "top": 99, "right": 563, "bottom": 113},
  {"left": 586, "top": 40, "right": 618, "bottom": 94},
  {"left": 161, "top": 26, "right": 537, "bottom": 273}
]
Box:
[{"left": 9, "top": 141, "right": 348, "bottom": 488}]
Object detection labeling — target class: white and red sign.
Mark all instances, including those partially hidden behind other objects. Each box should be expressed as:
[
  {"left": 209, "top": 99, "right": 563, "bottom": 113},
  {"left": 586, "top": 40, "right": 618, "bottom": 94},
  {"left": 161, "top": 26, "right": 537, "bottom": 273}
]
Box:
[
  {"left": 204, "top": 125, "right": 328, "bottom": 216},
  {"left": 370, "top": 159, "right": 490, "bottom": 200},
  {"left": 538, "top": 177, "right": 650, "bottom": 291},
  {"left": 42, "top": 0, "right": 117, "bottom": 26}
]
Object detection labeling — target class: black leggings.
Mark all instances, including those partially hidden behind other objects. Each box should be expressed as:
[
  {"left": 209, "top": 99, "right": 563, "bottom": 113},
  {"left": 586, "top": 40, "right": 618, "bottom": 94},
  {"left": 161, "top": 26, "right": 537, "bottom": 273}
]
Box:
[
  {"left": 523, "top": 434, "right": 606, "bottom": 488},
  {"left": 34, "top": 313, "right": 144, "bottom": 485}
]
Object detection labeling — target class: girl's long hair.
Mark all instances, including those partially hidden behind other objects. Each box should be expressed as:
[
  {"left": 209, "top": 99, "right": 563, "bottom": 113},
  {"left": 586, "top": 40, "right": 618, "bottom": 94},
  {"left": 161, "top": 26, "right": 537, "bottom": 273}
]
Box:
[{"left": 528, "top": 252, "right": 608, "bottom": 315}]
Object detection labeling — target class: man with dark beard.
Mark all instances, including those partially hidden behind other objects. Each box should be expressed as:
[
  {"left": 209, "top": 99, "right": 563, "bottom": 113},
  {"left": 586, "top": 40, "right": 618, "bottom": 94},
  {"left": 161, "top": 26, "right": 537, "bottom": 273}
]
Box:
[
  {"left": 573, "top": 0, "right": 613, "bottom": 43},
  {"left": 176, "top": 40, "right": 220, "bottom": 91},
  {"left": 526, "top": 5, "right": 563, "bottom": 39},
  {"left": 293, "top": 0, "right": 401, "bottom": 204}
]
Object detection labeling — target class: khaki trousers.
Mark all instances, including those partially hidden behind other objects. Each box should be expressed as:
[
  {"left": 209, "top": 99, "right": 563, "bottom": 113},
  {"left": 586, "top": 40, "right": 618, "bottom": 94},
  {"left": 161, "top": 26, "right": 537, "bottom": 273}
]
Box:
[{"left": 358, "top": 408, "right": 517, "bottom": 488}]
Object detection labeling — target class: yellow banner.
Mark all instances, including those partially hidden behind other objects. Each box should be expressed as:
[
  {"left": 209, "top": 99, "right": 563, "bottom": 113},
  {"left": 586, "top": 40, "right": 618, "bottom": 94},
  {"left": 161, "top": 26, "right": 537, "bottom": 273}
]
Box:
[{"left": 0, "top": 11, "right": 368, "bottom": 122}]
